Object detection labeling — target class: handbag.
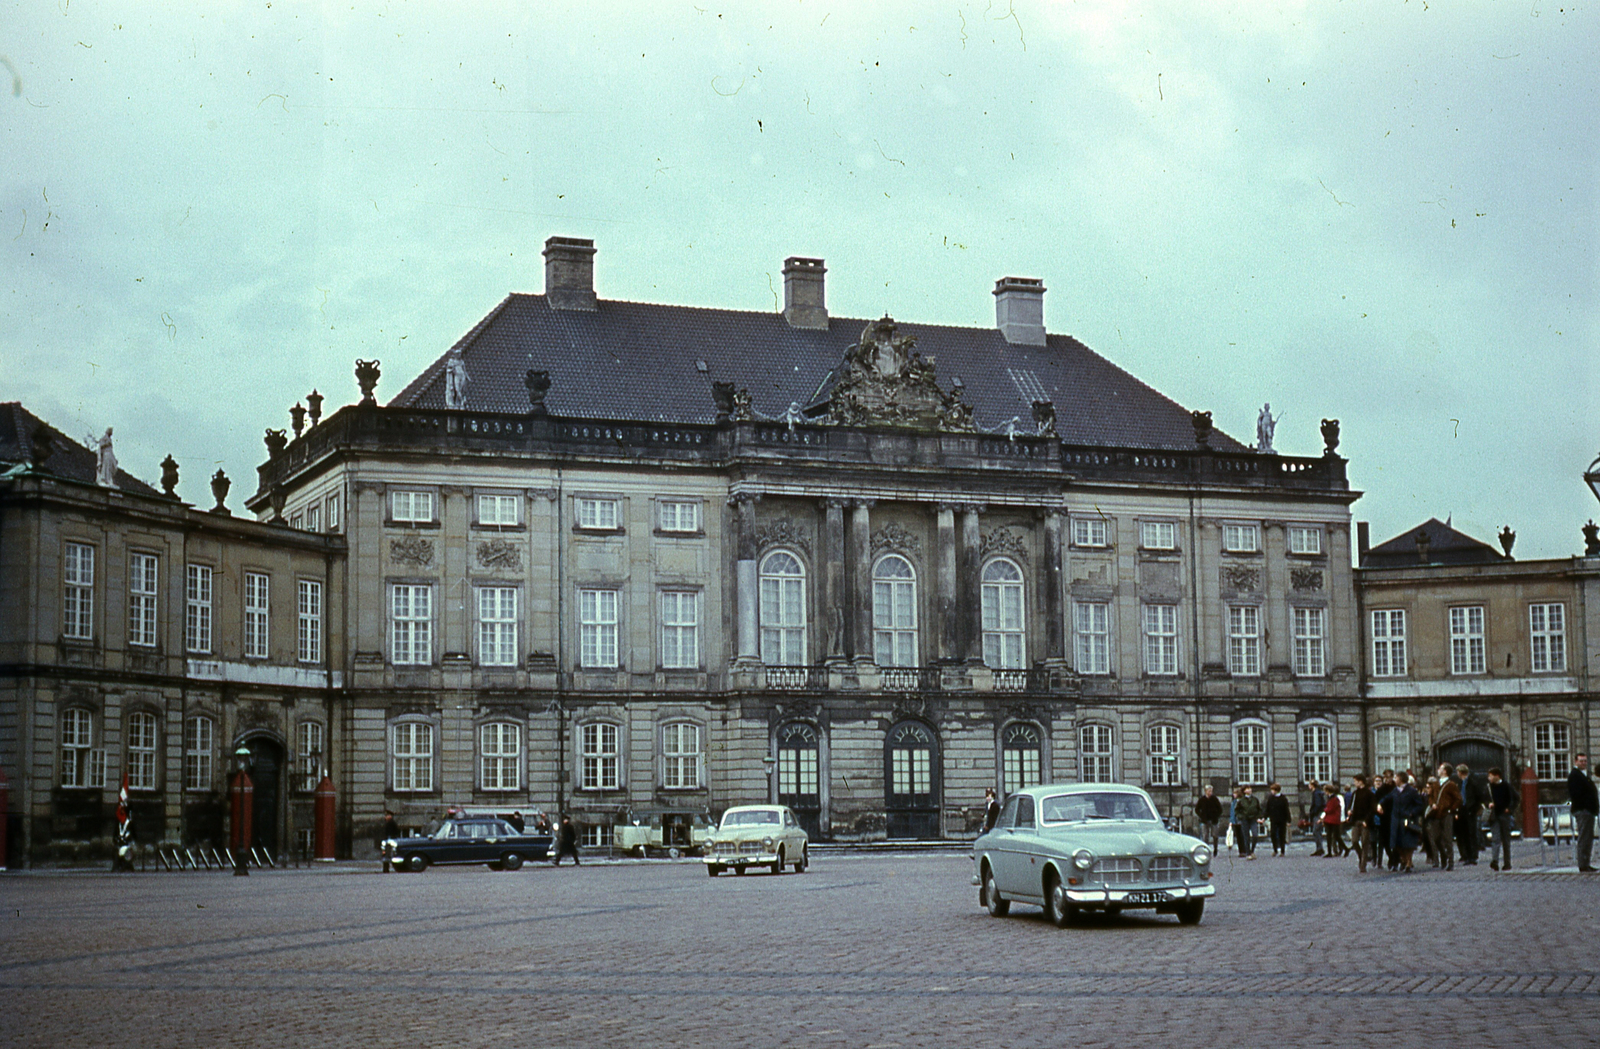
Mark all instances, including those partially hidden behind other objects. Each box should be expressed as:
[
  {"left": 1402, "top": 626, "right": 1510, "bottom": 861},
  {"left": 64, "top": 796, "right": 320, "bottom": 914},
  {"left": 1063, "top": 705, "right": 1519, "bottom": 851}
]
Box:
[{"left": 1224, "top": 824, "right": 1235, "bottom": 848}]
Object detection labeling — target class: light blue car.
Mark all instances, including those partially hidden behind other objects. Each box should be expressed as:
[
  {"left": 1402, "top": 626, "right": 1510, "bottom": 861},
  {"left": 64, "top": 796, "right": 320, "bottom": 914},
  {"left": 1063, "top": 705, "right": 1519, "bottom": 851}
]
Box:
[{"left": 972, "top": 783, "right": 1215, "bottom": 926}]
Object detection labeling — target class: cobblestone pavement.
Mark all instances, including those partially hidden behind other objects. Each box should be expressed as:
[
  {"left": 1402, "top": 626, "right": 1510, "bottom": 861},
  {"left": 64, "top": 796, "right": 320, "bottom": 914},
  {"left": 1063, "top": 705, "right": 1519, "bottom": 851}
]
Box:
[{"left": 3, "top": 839, "right": 1598, "bottom": 1049}]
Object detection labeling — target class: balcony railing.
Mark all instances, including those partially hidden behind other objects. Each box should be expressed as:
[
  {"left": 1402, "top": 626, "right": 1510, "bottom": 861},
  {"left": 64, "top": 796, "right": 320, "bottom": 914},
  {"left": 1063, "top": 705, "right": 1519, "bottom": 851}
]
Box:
[{"left": 765, "top": 666, "right": 829, "bottom": 691}]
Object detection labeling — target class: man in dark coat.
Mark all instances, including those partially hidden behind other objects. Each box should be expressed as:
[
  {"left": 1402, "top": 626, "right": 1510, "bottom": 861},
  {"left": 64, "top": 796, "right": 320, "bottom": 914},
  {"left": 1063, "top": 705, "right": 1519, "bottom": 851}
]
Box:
[
  {"left": 1373, "top": 771, "right": 1397, "bottom": 870},
  {"left": 1194, "top": 785, "right": 1224, "bottom": 852},
  {"left": 1454, "top": 764, "right": 1486, "bottom": 865},
  {"left": 1385, "top": 774, "right": 1426, "bottom": 872},
  {"left": 1306, "top": 781, "right": 1327, "bottom": 856},
  {"left": 1263, "top": 783, "right": 1291, "bottom": 856},
  {"left": 1568, "top": 753, "right": 1598, "bottom": 872},
  {"left": 1485, "top": 767, "right": 1517, "bottom": 870},
  {"left": 1346, "top": 774, "right": 1376, "bottom": 872},
  {"left": 981, "top": 788, "right": 1001, "bottom": 835},
  {"left": 552, "top": 815, "right": 582, "bottom": 866}
]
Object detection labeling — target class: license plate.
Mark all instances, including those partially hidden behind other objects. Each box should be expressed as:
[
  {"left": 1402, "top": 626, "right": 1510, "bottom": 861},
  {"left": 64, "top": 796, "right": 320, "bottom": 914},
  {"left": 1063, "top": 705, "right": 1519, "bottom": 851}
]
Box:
[{"left": 1123, "top": 890, "right": 1171, "bottom": 904}]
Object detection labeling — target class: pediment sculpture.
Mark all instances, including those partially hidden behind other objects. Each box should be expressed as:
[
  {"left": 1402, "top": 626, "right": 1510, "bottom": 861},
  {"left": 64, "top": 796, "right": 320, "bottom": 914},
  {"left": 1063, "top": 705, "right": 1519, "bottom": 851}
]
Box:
[{"left": 825, "top": 316, "right": 975, "bottom": 431}]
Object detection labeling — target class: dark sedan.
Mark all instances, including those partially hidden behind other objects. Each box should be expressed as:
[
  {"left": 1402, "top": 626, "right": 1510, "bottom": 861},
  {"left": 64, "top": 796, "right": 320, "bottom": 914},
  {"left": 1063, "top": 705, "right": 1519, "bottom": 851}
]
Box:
[{"left": 384, "top": 818, "right": 552, "bottom": 872}]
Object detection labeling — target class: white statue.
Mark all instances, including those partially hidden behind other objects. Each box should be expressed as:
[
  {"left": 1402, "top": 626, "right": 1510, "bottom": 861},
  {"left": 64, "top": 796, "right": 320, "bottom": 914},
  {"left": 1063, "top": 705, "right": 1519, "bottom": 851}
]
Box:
[
  {"left": 90, "top": 427, "right": 117, "bottom": 487},
  {"left": 782, "top": 401, "right": 801, "bottom": 433},
  {"left": 1256, "top": 403, "right": 1277, "bottom": 454},
  {"left": 444, "top": 349, "right": 469, "bottom": 409}
]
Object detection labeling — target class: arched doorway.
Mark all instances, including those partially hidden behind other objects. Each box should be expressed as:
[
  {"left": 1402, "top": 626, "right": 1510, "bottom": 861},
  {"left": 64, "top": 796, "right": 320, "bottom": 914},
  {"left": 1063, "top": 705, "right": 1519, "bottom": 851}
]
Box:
[
  {"left": 244, "top": 737, "right": 284, "bottom": 856},
  {"left": 1437, "top": 738, "right": 1506, "bottom": 776},
  {"left": 775, "top": 721, "right": 822, "bottom": 839},
  {"left": 884, "top": 720, "right": 940, "bottom": 838}
]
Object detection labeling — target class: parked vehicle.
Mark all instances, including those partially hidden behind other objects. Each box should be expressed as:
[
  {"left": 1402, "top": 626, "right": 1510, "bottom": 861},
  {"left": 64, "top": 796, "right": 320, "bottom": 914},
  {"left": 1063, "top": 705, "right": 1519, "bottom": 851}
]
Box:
[
  {"left": 384, "top": 817, "right": 553, "bottom": 872},
  {"left": 704, "top": 805, "right": 809, "bottom": 876},
  {"left": 614, "top": 806, "right": 713, "bottom": 857}
]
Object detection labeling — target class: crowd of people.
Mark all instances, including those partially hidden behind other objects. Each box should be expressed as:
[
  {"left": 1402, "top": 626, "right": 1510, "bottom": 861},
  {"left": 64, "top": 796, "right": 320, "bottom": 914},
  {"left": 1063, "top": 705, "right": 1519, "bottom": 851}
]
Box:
[{"left": 1192, "top": 752, "right": 1598, "bottom": 873}]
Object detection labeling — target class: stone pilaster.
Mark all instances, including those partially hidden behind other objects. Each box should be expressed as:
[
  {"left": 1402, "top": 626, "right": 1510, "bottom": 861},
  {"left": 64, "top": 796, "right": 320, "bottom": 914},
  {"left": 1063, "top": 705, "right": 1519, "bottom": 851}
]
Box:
[
  {"left": 732, "top": 493, "right": 760, "bottom": 666},
  {"left": 936, "top": 503, "right": 958, "bottom": 661},
  {"left": 848, "top": 500, "right": 874, "bottom": 664}
]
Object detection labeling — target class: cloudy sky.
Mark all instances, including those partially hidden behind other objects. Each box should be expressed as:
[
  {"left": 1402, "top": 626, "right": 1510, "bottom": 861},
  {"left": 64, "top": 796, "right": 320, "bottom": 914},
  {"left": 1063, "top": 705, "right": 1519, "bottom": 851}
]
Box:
[{"left": 4, "top": 2, "right": 1596, "bottom": 557}]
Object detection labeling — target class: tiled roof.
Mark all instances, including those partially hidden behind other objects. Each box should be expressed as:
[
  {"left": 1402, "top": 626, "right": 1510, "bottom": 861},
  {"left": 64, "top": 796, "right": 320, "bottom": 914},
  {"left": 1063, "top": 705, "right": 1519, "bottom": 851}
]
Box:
[
  {"left": 0, "top": 402, "right": 162, "bottom": 495},
  {"left": 390, "top": 295, "right": 1247, "bottom": 453},
  {"left": 1364, "top": 517, "right": 1507, "bottom": 567}
]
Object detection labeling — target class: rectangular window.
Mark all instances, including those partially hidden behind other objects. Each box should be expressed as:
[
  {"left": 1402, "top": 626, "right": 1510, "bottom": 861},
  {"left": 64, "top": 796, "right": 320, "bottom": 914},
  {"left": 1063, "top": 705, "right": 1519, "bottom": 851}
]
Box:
[
  {"left": 659, "top": 591, "right": 700, "bottom": 669},
  {"left": 477, "top": 587, "right": 519, "bottom": 666},
  {"left": 63, "top": 542, "right": 95, "bottom": 640},
  {"left": 1234, "top": 723, "right": 1268, "bottom": 785},
  {"left": 1289, "top": 526, "right": 1322, "bottom": 555},
  {"left": 1003, "top": 746, "right": 1042, "bottom": 794},
  {"left": 1292, "top": 607, "right": 1326, "bottom": 677},
  {"left": 891, "top": 747, "right": 931, "bottom": 795},
  {"left": 1080, "top": 724, "right": 1116, "bottom": 782},
  {"left": 1148, "top": 724, "right": 1181, "bottom": 785},
  {"left": 1227, "top": 606, "right": 1261, "bottom": 676},
  {"left": 662, "top": 723, "right": 701, "bottom": 789},
  {"left": 1529, "top": 603, "right": 1566, "bottom": 673},
  {"left": 1223, "top": 524, "right": 1259, "bottom": 553},
  {"left": 1074, "top": 602, "right": 1110, "bottom": 675},
  {"left": 60, "top": 708, "right": 101, "bottom": 788},
  {"left": 1300, "top": 723, "right": 1333, "bottom": 784},
  {"left": 1142, "top": 603, "right": 1178, "bottom": 676},
  {"left": 244, "top": 572, "right": 270, "bottom": 659},
  {"left": 579, "top": 588, "right": 618, "bottom": 668},
  {"left": 1449, "top": 606, "right": 1485, "bottom": 675},
  {"left": 185, "top": 564, "right": 213, "bottom": 654},
  {"left": 306, "top": 505, "right": 320, "bottom": 533},
  {"left": 480, "top": 722, "right": 521, "bottom": 792},
  {"left": 581, "top": 722, "right": 619, "bottom": 790},
  {"left": 128, "top": 552, "right": 159, "bottom": 648},
  {"left": 185, "top": 715, "right": 214, "bottom": 791},
  {"left": 297, "top": 720, "right": 324, "bottom": 792},
  {"left": 1373, "top": 725, "right": 1411, "bottom": 775},
  {"left": 1140, "top": 521, "right": 1176, "bottom": 550},
  {"left": 658, "top": 500, "right": 700, "bottom": 532},
  {"left": 576, "top": 497, "right": 619, "bottom": 530},
  {"left": 1370, "top": 609, "right": 1407, "bottom": 677},
  {"left": 390, "top": 584, "right": 433, "bottom": 665},
  {"left": 390, "top": 491, "right": 434, "bottom": 523},
  {"left": 779, "top": 747, "right": 819, "bottom": 796},
  {"left": 391, "top": 722, "right": 434, "bottom": 792},
  {"left": 1071, "top": 516, "right": 1108, "bottom": 547},
  {"left": 297, "top": 580, "right": 323, "bottom": 664},
  {"left": 326, "top": 494, "right": 340, "bottom": 531},
  {"left": 477, "top": 494, "right": 519, "bottom": 527},
  {"left": 759, "top": 562, "right": 807, "bottom": 666},
  {"left": 1534, "top": 722, "right": 1570, "bottom": 781},
  {"left": 127, "top": 711, "right": 158, "bottom": 790}
]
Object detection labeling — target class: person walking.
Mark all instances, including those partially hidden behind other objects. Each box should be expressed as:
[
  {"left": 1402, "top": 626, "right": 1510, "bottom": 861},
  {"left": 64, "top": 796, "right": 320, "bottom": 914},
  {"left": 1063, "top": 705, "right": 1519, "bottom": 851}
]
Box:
[
  {"left": 1346, "top": 774, "right": 1375, "bottom": 872},
  {"left": 1306, "top": 780, "right": 1327, "bottom": 856},
  {"left": 1568, "top": 753, "right": 1598, "bottom": 872},
  {"left": 981, "top": 787, "right": 1001, "bottom": 836},
  {"left": 1234, "top": 785, "right": 1262, "bottom": 860},
  {"left": 1321, "top": 781, "right": 1345, "bottom": 858},
  {"left": 1195, "top": 784, "right": 1223, "bottom": 853},
  {"left": 1373, "top": 771, "right": 1396, "bottom": 870},
  {"left": 1428, "top": 763, "right": 1461, "bottom": 871},
  {"left": 1454, "top": 764, "right": 1485, "bottom": 866},
  {"left": 1485, "top": 767, "right": 1517, "bottom": 871},
  {"left": 379, "top": 810, "right": 401, "bottom": 872},
  {"left": 552, "top": 815, "right": 582, "bottom": 866},
  {"left": 1264, "top": 783, "right": 1291, "bottom": 856}
]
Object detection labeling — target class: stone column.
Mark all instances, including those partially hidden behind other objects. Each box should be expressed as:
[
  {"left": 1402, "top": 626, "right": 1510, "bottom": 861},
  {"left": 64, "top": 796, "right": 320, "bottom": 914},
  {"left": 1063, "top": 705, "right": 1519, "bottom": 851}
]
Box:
[
  {"left": 848, "top": 500, "right": 874, "bottom": 664},
  {"left": 1042, "top": 509, "right": 1066, "bottom": 661},
  {"left": 936, "top": 504, "right": 958, "bottom": 662},
  {"left": 732, "top": 493, "right": 760, "bottom": 665},
  {"left": 959, "top": 505, "right": 984, "bottom": 663},
  {"left": 822, "top": 499, "right": 847, "bottom": 663}
]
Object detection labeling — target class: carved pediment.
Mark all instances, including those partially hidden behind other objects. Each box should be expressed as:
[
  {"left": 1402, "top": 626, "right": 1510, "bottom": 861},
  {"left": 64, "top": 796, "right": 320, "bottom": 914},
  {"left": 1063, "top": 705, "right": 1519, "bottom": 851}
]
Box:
[
  {"left": 871, "top": 522, "right": 923, "bottom": 558},
  {"left": 1221, "top": 564, "right": 1260, "bottom": 592},
  {"left": 1440, "top": 709, "right": 1502, "bottom": 734},
  {"left": 1290, "top": 568, "right": 1324, "bottom": 592},
  {"left": 980, "top": 527, "right": 1028, "bottom": 563},
  {"left": 757, "top": 521, "right": 813, "bottom": 558},
  {"left": 825, "top": 316, "right": 975, "bottom": 431}
]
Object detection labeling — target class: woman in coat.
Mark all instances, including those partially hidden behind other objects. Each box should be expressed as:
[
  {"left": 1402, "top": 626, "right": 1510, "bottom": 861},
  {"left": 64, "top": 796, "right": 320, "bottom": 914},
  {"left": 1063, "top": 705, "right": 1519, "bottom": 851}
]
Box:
[{"left": 1384, "top": 774, "right": 1426, "bottom": 872}]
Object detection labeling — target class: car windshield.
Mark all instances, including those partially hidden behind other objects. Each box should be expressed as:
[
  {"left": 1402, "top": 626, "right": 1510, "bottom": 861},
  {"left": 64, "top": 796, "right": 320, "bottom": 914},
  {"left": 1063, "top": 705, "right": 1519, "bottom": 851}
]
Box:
[
  {"left": 722, "top": 809, "right": 780, "bottom": 827},
  {"left": 1040, "top": 792, "right": 1159, "bottom": 824}
]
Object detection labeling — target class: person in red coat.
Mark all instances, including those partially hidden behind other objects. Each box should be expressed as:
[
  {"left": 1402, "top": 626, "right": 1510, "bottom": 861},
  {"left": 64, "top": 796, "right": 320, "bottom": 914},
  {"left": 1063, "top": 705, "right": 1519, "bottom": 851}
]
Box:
[{"left": 1322, "top": 782, "right": 1346, "bottom": 858}]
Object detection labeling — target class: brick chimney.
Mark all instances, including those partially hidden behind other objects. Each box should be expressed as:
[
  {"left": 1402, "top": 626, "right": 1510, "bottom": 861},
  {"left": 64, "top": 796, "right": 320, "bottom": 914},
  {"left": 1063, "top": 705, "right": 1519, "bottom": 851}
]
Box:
[
  {"left": 783, "top": 257, "right": 827, "bottom": 329},
  {"left": 993, "top": 277, "right": 1046, "bottom": 346},
  {"left": 544, "top": 236, "right": 597, "bottom": 311}
]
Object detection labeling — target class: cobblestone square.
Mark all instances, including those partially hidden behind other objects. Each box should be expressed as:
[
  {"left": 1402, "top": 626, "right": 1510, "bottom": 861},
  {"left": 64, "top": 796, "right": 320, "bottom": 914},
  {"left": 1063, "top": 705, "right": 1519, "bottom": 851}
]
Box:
[{"left": 3, "top": 842, "right": 1598, "bottom": 1049}]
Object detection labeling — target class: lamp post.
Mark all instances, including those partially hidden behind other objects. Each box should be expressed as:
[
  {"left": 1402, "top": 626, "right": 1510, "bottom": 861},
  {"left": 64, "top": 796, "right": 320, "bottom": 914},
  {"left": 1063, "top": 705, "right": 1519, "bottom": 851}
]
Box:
[
  {"left": 763, "top": 754, "right": 777, "bottom": 804},
  {"left": 1161, "top": 754, "right": 1179, "bottom": 832},
  {"left": 231, "top": 742, "right": 253, "bottom": 877}
]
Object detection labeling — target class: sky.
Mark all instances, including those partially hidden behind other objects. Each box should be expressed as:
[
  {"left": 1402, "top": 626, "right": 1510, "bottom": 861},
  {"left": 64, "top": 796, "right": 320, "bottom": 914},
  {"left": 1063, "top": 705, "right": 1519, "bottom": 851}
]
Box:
[{"left": 4, "top": 1, "right": 1597, "bottom": 559}]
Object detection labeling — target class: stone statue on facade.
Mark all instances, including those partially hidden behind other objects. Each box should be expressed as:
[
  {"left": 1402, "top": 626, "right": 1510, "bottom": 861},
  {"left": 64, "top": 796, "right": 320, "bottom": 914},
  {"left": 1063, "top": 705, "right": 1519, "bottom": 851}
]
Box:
[
  {"left": 444, "top": 349, "right": 469, "bottom": 409},
  {"left": 824, "top": 316, "right": 975, "bottom": 432},
  {"left": 782, "top": 401, "right": 802, "bottom": 432},
  {"left": 1256, "top": 403, "right": 1277, "bottom": 454},
  {"left": 90, "top": 427, "right": 116, "bottom": 487}
]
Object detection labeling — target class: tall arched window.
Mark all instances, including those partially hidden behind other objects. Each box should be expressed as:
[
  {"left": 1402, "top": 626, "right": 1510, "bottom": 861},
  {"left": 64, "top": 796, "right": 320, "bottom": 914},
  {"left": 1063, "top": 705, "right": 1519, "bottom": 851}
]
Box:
[
  {"left": 872, "top": 554, "right": 918, "bottom": 667},
  {"left": 1002, "top": 722, "right": 1043, "bottom": 793},
  {"left": 1148, "top": 723, "right": 1182, "bottom": 785},
  {"left": 1233, "top": 720, "right": 1270, "bottom": 785},
  {"left": 1299, "top": 720, "right": 1335, "bottom": 785},
  {"left": 759, "top": 551, "right": 807, "bottom": 665},
  {"left": 980, "top": 559, "right": 1025, "bottom": 669}
]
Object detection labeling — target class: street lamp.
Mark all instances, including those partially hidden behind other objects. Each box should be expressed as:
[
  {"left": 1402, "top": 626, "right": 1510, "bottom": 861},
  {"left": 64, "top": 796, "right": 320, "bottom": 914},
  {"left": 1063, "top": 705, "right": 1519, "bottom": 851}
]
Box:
[
  {"left": 232, "top": 743, "right": 253, "bottom": 877},
  {"left": 1161, "top": 754, "right": 1179, "bottom": 832},
  {"left": 763, "top": 754, "right": 777, "bottom": 803}
]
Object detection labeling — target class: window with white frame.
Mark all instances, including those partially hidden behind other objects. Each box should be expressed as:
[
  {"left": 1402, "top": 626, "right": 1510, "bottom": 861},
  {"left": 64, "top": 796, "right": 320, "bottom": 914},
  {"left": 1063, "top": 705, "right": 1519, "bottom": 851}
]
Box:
[
  {"left": 290, "top": 514, "right": 303, "bottom": 531},
  {"left": 63, "top": 542, "right": 94, "bottom": 640},
  {"left": 579, "top": 588, "right": 618, "bottom": 668},
  {"left": 1234, "top": 722, "right": 1269, "bottom": 785},
  {"left": 1072, "top": 516, "right": 1108, "bottom": 547},
  {"left": 1148, "top": 724, "right": 1182, "bottom": 785},
  {"left": 476, "top": 493, "right": 519, "bottom": 527},
  {"left": 1370, "top": 609, "right": 1407, "bottom": 677},
  {"left": 658, "top": 499, "right": 700, "bottom": 532},
  {"left": 1140, "top": 520, "right": 1176, "bottom": 550},
  {"left": 580, "top": 722, "right": 620, "bottom": 789},
  {"left": 128, "top": 553, "right": 159, "bottom": 648},
  {"left": 1080, "top": 723, "right": 1116, "bottom": 782},
  {"left": 1227, "top": 606, "right": 1261, "bottom": 676},
  {"left": 777, "top": 722, "right": 820, "bottom": 799},
  {"left": 661, "top": 722, "right": 701, "bottom": 789},
  {"left": 326, "top": 494, "right": 340, "bottom": 531},
  {"left": 576, "top": 497, "right": 619, "bottom": 530},
  {"left": 1292, "top": 607, "right": 1326, "bottom": 677},
  {"left": 479, "top": 722, "right": 521, "bottom": 791},
  {"left": 872, "top": 555, "right": 918, "bottom": 667},
  {"left": 390, "top": 490, "right": 434, "bottom": 523},
  {"left": 1143, "top": 603, "right": 1178, "bottom": 675},
  {"left": 1289, "top": 526, "right": 1322, "bottom": 555},
  {"left": 390, "top": 584, "right": 432, "bottom": 665},
  {"left": 306, "top": 505, "right": 321, "bottom": 532},
  {"left": 185, "top": 715, "right": 214, "bottom": 791},
  {"left": 60, "top": 708, "right": 102, "bottom": 788},
  {"left": 185, "top": 564, "right": 212, "bottom": 654},
  {"left": 1373, "top": 725, "right": 1411, "bottom": 775},
  {"left": 1223, "top": 524, "right": 1259, "bottom": 553},
  {"left": 477, "top": 587, "right": 518, "bottom": 666},
  {"left": 1300, "top": 722, "right": 1334, "bottom": 784},
  {"left": 659, "top": 591, "right": 700, "bottom": 669},
  {"left": 759, "top": 551, "right": 807, "bottom": 665},
  {"left": 296, "top": 720, "right": 323, "bottom": 792},
  {"left": 127, "top": 711, "right": 158, "bottom": 790},
  {"left": 981, "top": 559, "right": 1025, "bottom": 669},
  {"left": 390, "top": 721, "right": 434, "bottom": 792},
  {"left": 1449, "top": 606, "right": 1485, "bottom": 675},
  {"left": 298, "top": 580, "right": 322, "bottom": 664},
  {"left": 244, "top": 572, "right": 270, "bottom": 659},
  {"left": 1534, "top": 722, "right": 1570, "bottom": 781},
  {"left": 1530, "top": 603, "right": 1566, "bottom": 673},
  {"left": 1074, "top": 602, "right": 1110, "bottom": 675},
  {"left": 1003, "top": 722, "right": 1043, "bottom": 794}
]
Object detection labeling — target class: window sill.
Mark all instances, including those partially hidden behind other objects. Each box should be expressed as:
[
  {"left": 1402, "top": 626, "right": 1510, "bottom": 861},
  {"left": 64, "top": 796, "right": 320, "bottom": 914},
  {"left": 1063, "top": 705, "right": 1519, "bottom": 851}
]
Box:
[
  {"left": 653, "top": 529, "right": 706, "bottom": 539},
  {"left": 385, "top": 520, "right": 441, "bottom": 530},
  {"left": 573, "top": 526, "right": 625, "bottom": 536},
  {"left": 472, "top": 523, "right": 527, "bottom": 533}
]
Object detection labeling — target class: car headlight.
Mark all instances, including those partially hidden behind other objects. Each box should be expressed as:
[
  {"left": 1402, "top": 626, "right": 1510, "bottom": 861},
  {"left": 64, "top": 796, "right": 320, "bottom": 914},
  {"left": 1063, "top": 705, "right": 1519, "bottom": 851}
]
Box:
[
  {"left": 762, "top": 836, "right": 775, "bottom": 849},
  {"left": 1191, "top": 842, "right": 1212, "bottom": 865},
  {"left": 1072, "top": 848, "right": 1093, "bottom": 870}
]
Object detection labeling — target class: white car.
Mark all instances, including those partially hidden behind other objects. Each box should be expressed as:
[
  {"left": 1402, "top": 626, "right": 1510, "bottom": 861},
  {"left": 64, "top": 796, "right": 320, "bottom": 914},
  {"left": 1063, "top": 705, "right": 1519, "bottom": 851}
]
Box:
[{"left": 704, "top": 805, "right": 809, "bottom": 876}]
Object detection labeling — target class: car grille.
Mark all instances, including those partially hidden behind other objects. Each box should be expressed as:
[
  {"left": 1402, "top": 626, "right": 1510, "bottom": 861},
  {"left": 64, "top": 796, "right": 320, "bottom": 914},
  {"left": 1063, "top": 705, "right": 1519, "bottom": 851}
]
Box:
[
  {"left": 714, "top": 842, "right": 738, "bottom": 855},
  {"left": 738, "top": 840, "right": 766, "bottom": 852},
  {"left": 1147, "top": 856, "right": 1191, "bottom": 881},
  {"left": 1092, "top": 857, "right": 1142, "bottom": 884}
]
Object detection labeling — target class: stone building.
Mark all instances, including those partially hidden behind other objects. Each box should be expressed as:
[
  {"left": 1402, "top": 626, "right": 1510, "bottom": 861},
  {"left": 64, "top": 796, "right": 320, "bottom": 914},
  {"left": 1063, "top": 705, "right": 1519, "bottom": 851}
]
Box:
[{"left": 1355, "top": 517, "right": 1599, "bottom": 802}]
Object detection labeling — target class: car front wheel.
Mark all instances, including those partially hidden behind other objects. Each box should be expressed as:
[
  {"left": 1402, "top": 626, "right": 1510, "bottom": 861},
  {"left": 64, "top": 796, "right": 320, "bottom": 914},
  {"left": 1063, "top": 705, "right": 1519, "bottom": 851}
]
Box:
[
  {"left": 771, "top": 848, "right": 785, "bottom": 875},
  {"left": 406, "top": 854, "right": 429, "bottom": 873},
  {"left": 1176, "top": 899, "right": 1205, "bottom": 925},
  {"left": 1045, "top": 872, "right": 1076, "bottom": 929},
  {"left": 982, "top": 867, "right": 1010, "bottom": 917}
]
